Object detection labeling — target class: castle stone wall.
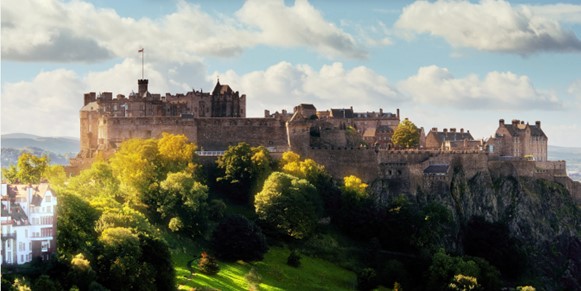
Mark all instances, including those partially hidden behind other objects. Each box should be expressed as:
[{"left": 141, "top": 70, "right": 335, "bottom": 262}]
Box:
[
  {"left": 195, "top": 118, "right": 287, "bottom": 150},
  {"left": 302, "top": 148, "right": 379, "bottom": 182}
]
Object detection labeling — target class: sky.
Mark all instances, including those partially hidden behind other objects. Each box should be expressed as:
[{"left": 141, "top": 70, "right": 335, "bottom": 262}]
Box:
[{"left": 1, "top": 0, "right": 581, "bottom": 147}]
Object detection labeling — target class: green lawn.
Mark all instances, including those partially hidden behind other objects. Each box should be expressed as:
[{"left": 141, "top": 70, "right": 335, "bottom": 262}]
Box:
[{"left": 174, "top": 246, "right": 357, "bottom": 290}]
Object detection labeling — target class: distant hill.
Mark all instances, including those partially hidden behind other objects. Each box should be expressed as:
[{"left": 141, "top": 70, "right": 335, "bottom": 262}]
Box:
[
  {"left": 2, "top": 133, "right": 79, "bottom": 154},
  {"left": 1, "top": 134, "right": 80, "bottom": 167},
  {"left": 549, "top": 145, "right": 581, "bottom": 181}
]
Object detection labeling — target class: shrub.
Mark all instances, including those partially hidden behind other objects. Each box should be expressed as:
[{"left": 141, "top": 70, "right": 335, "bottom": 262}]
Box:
[
  {"left": 287, "top": 250, "right": 301, "bottom": 268},
  {"left": 211, "top": 215, "right": 268, "bottom": 261},
  {"left": 198, "top": 252, "right": 220, "bottom": 275},
  {"left": 357, "top": 268, "right": 378, "bottom": 291}
]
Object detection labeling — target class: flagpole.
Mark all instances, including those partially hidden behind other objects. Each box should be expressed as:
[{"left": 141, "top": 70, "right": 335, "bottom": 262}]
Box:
[{"left": 141, "top": 48, "right": 144, "bottom": 79}]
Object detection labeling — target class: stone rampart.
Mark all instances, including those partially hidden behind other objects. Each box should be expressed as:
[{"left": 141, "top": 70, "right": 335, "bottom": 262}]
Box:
[
  {"left": 302, "top": 147, "right": 379, "bottom": 182},
  {"left": 195, "top": 118, "right": 287, "bottom": 150}
]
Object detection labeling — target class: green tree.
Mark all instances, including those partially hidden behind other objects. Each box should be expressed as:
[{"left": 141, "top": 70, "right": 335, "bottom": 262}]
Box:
[
  {"left": 66, "top": 161, "right": 121, "bottom": 201},
  {"left": 217, "top": 142, "right": 274, "bottom": 203},
  {"left": 211, "top": 215, "right": 268, "bottom": 261},
  {"left": 2, "top": 152, "right": 49, "bottom": 184},
  {"left": 67, "top": 253, "right": 97, "bottom": 290},
  {"left": 57, "top": 192, "right": 100, "bottom": 259},
  {"left": 342, "top": 175, "right": 368, "bottom": 199},
  {"left": 156, "top": 171, "right": 209, "bottom": 237},
  {"left": 157, "top": 132, "right": 198, "bottom": 174},
  {"left": 255, "top": 172, "right": 321, "bottom": 239},
  {"left": 109, "top": 138, "right": 159, "bottom": 205},
  {"left": 392, "top": 118, "right": 419, "bottom": 149}
]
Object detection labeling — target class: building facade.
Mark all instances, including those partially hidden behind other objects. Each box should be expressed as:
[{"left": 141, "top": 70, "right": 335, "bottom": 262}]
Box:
[
  {"left": 492, "top": 119, "right": 548, "bottom": 161},
  {"left": 1, "top": 183, "right": 57, "bottom": 266}
]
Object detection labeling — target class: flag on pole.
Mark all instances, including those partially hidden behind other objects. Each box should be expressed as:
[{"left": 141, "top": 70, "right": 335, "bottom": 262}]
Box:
[{"left": 138, "top": 48, "right": 144, "bottom": 53}]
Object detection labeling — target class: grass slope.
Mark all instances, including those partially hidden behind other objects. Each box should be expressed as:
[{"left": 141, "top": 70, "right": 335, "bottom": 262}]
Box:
[{"left": 174, "top": 246, "right": 356, "bottom": 290}]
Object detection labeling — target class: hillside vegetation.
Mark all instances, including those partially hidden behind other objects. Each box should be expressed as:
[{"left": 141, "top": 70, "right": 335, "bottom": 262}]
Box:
[{"left": 1, "top": 133, "right": 579, "bottom": 290}]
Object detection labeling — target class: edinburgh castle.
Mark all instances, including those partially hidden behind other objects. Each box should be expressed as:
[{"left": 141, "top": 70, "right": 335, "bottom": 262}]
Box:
[{"left": 70, "top": 78, "right": 581, "bottom": 203}]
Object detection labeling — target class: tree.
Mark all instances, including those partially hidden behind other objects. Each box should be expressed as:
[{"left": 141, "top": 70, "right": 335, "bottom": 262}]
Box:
[
  {"left": 198, "top": 251, "right": 220, "bottom": 275},
  {"left": 156, "top": 171, "right": 209, "bottom": 237},
  {"left": 357, "top": 268, "right": 379, "bottom": 291},
  {"left": 157, "top": 132, "right": 198, "bottom": 174},
  {"left": 109, "top": 138, "right": 159, "bottom": 205},
  {"left": 211, "top": 215, "right": 268, "bottom": 261},
  {"left": 66, "top": 161, "right": 121, "bottom": 201},
  {"left": 254, "top": 172, "right": 321, "bottom": 239},
  {"left": 57, "top": 192, "right": 100, "bottom": 259},
  {"left": 342, "top": 175, "right": 368, "bottom": 199},
  {"left": 2, "top": 152, "right": 49, "bottom": 184},
  {"left": 216, "top": 142, "right": 274, "bottom": 203},
  {"left": 449, "top": 274, "right": 480, "bottom": 290},
  {"left": 392, "top": 118, "right": 419, "bottom": 149}
]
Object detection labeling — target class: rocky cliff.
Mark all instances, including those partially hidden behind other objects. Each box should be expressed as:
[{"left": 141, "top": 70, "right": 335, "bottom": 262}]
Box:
[{"left": 371, "top": 159, "right": 581, "bottom": 289}]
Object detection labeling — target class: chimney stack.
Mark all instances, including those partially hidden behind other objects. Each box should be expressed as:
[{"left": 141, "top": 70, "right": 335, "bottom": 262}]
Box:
[
  {"left": 443, "top": 128, "right": 448, "bottom": 133},
  {"left": 264, "top": 110, "right": 270, "bottom": 117},
  {"left": 397, "top": 108, "right": 400, "bottom": 120},
  {"left": 432, "top": 127, "right": 438, "bottom": 132},
  {"left": 460, "top": 128, "right": 464, "bottom": 133},
  {"left": 512, "top": 119, "right": 519, "bottom": 126},
  {"left": 450, "top": 128, "right": 456, "bottom": 133},
  {"left": 535, "top": 121, "right": 541, "bottom": 128},
  {"left": 499, "top": 119, "right": 505, "bottom": 126}
]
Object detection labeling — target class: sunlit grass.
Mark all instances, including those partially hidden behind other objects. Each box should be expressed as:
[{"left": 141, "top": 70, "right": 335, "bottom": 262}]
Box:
[{"left": 173, "top": 246, "right": 356, "bottom": 290}]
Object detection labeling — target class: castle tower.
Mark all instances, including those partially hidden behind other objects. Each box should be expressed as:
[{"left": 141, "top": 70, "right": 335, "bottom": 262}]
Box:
[{"left": 138, "top": 79, "right": 149, "bottom": 96}]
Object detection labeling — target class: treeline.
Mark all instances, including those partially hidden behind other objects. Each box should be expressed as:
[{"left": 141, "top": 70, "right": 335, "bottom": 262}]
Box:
[{"left": 1, "top": 133, "right": 536, "bottom": 290}]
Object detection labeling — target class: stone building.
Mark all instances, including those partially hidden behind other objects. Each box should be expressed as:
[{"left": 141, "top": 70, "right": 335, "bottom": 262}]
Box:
[
  {"left": 425, "top": 128, "right": 475, "bottom": 150},
  {"left": 1, "top": 183, "right": 57, "bottom": 266},
  {"left": 491, "top": 119, "right": 548, "bottom": 161}
]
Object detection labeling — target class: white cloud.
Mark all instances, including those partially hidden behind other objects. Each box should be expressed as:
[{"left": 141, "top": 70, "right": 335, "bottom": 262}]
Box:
[
  {"left": 395, "top": 0, "right": 581, "bottom": 54},
  {"left": 236, "top": 0, "right": 366, "bottom": 58},
  {"left": 212, "top": 61, "right": 402, "bottom": 117},
  {"left": 399, "top": 65, "right": 562, "bottom": 110},
  {"left": 569, "top": 79, "right": 581, "bottom": 100},
  {"left": 529, "top": 4, "right": 581, "bottom": 24},
  {"left": 1, "top": 0, "right": 364, "bottom": 63},
  {"left": 1, "top": 70, "right": 85, "bottom": 137}
]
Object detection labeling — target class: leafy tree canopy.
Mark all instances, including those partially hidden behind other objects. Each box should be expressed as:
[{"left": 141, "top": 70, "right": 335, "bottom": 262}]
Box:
[
  {"left": 255, "top": 172, "right": 321, "bottom": 239},
  {"left": 211, "top": 215, "right": 268, "bottom": 261},
  {"left": 392, "top": 118, "right": 419, "bottom": 149},
  {"left": 2, "top": 152, "right": 49, "bottom": 184}
]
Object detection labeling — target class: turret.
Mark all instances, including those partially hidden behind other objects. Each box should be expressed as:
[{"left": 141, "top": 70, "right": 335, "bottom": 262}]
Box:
[{"left": 138, "top": 79, "right": 149, "bottom": 96}]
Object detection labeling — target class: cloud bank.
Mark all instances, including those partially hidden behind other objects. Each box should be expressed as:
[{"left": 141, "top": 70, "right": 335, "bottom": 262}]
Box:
[
  {"left": 1, "top": 0, "right": 364, "bottom": 63},
  {"left": 395, "top": 0, "right": 581, "bottom": 54}
]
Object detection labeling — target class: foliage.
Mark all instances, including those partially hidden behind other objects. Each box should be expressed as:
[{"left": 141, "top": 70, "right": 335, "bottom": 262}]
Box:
[
  {"left": 449, "top": 274, "right": 480, "bottom": 290},
  {"left": 56, "top": 192, "right": 100, "bottom": 259},
  {"left": 413, "top": 202, "right": 453, "bottom": 253},
  {"left": 463, "top": 216, "right": 524, "bottom": 279},
  {"left": 43, "top": 165, "right": 67, "bottom": 187},
  {"left": 427, "top": 250, "right": 500, "bottom": 291},
  {"left": 32, "top": 275, "right": 60, "bottom": 291},
  {"left": 109, "top": 138, "right": 159, "bottom": 205},
  {"left": 67, "top": 253, "right": 96, "bottom": 290},
  {"left": 208, "top": 199, "right": 227, "bottom": 221},
  {"left": 341, "top": 175, "right": 368, "bottom": 199},
  {"left": 392, "top": 118, "right": 419, "bottom": 149},
  {"left": 216, "top": 142, "right": 275, "bottom": 203},
  {"left": 517, "top": 286, "right": 536, "bottom": 291},
  {"left": 2, "top": 152, "right": 49, "bottom": 184},
  {"left": 66, "top": 161, "right": 121, "bottom": 201},
  {"left": 157, "top": 132, "right": 197, "bottom": 174},
  {"left": 198, "top": 251, "right": 220, "bottom": 275},
  {"left": 287, "top": 249, "right": 302, "bottom": 268},
  {"left": 255, "top": 172, "right": 321, "bottom": 239},
  {"left": 156, "top": 171, "right": 209, "bottom": 237},
  {"left": 356, "top": 268, "right": 379, "bottom": 291},
  {"left": 210, "top": 215, "right": 268, "bottom": 262},
  {"left": 138, "top": 234, "right": 176, "bottom": 291},
  {"left": 95, "top": 205, "right": 155, "bottom": 235}
]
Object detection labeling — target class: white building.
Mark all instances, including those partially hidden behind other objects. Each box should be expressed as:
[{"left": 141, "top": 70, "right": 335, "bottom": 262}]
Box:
[{"left": 1, "top": 183, "right": 57, "bottom": 265}]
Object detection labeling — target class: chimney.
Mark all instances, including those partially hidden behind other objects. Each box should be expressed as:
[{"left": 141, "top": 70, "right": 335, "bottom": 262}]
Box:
[
  {"left": 138, "top": 79, "right": 149, "bottom": 96},
  {"left": 460, "top": 128, "right": 464, "bottom": 133},
  {"left": 499, "top": 119, "right": 505, "bottom": 126},
  {"left": 450, "top": 128, "right": 456, "bottom": 133},
  {"left": 443, "top": 128, "right": 448, "bottom": 133},
  {"left": 432, "top": 127, "right": 438, "bottom": 132},
  {"left": 535, "top": 121, "right": 541, "bottom": 128},
  {"left": 397, "top": 108, "right": 400, "bottom": 120},
  {"left": 379, "top": 108, "right": 383, "bottom": 115},
  {"left": 264, "top": 110, "right": 270, "bottom": 117},
  {"left": 512, "top": 119, "right": 519, "bottom": 126}
]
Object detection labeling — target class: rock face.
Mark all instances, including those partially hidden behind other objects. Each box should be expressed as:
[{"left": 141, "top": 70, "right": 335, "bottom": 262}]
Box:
[{"left": 371, "top": 159, "right": 581, "bottom": 289}]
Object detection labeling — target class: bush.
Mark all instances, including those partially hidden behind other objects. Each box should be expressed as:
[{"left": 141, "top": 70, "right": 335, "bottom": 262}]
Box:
[
  {"left": 208, "top": 199, "right": 227, "bottom": 221},
  {"left": 357, "top": 268, "right": 378, "bottom": 291},
  {"left": 211, "top": 215, "right": 268, "bottom": 261},
  {"left": 198, "top": 252, "right": 220, "bottom": 275},
  {"left": 287, "top": 250, "right": 301, "bottom": 268}
]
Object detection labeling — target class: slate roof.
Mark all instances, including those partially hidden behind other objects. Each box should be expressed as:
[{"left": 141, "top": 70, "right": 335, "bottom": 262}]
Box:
[
  {"left": 430, "top": 131, "right": 474, "bottom": 143},
  {"left": 502, "top": 124, "right": 546, "bottom": 138},
  {"left": 424, "top": 164, "right": 449, "bottom": 175},
  {"left": 212, "top": 80, "right": 234, "bottom": 95},
  {"left": 330, "top": 108, "right": 354, "bottom": 118}
]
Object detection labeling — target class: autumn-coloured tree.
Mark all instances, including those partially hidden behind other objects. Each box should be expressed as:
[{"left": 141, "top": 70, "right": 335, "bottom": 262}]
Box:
[{"left": 392, "top": 118, "right": 420, "bottom": 149}]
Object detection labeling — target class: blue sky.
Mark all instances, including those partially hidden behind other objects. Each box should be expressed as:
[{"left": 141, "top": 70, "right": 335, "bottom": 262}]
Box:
[{"left": 2, "top": 0, "right": 581, "bottom": 147}]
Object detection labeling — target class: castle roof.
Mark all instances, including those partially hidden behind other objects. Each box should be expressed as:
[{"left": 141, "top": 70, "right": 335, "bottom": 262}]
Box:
[
  {"left": 212, "top": 80, "right": 234, "bottom": 95},
  {"left": 428, "top": 130, "right": 473, "bottom": 143},
  {"left": 502, "top": 124, "right": 546, "bottom": 138},
  {"left": 330, "top": 108, "right": 354, "bottom": 119},
  {"left": 424, "top": 164, "right": 449, "bottom": 175},
  {"left": 80, "top": 101, "right": 101, "bottom": 111}
]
